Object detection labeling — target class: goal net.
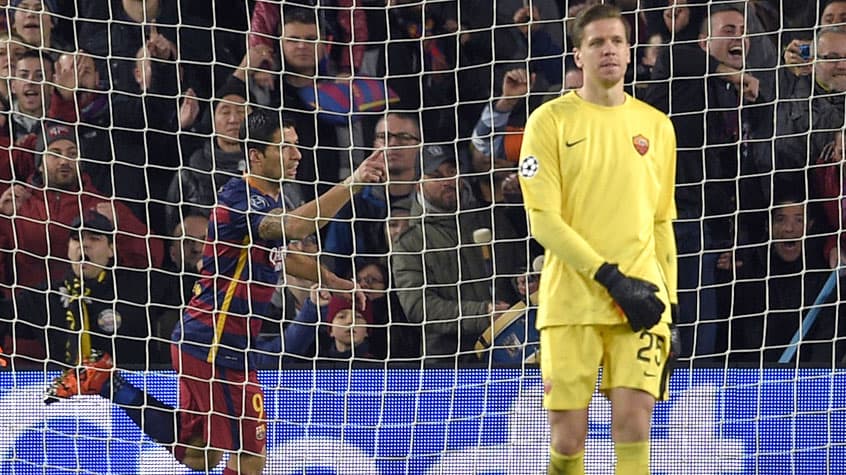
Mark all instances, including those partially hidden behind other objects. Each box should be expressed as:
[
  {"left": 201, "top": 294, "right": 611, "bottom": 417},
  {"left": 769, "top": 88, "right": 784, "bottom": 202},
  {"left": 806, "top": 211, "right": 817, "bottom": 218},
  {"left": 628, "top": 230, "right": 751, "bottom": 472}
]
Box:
[{"left": 0, "top": 0, "right": 842, "bottom": 473}]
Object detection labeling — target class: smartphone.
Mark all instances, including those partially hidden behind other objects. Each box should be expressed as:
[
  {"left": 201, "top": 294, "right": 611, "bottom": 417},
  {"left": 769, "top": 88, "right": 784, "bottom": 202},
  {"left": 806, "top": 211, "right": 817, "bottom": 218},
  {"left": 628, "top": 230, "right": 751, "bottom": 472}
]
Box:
[{"left": 799, "top": 43, "right": 811, "bottom": 60}]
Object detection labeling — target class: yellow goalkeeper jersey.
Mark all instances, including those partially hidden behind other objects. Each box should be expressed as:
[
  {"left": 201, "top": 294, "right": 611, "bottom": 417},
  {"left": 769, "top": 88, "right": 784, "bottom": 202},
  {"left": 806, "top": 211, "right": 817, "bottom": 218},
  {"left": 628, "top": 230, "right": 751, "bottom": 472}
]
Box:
[{"left": 519, "top": 91, "right": 677, "bottom": 328}]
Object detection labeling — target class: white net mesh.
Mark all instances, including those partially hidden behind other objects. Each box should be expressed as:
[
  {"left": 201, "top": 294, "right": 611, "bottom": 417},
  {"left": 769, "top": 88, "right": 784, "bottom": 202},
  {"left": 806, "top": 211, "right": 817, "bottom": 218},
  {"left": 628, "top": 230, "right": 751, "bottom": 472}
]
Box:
[{"left": 0, "top": 0, "right": 843, "bottom": 473}]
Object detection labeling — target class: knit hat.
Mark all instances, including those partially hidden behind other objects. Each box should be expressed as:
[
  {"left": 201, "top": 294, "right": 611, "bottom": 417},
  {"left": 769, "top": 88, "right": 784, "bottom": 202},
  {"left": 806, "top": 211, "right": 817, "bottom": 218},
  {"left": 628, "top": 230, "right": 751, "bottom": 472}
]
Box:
[{"left": 326, "top": 296, "right": 373, "bottom": 325}]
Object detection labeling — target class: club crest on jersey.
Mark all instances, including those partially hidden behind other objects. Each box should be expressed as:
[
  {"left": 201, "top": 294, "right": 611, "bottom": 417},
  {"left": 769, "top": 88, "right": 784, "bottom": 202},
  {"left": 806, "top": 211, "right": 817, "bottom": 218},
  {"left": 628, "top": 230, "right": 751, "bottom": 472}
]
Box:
[
  {"left": 519, "top": 156, "right": 539, "bottom": 178},
  {"left": 97, "top": 309, "right": 122, "bottom": 333},
  {"left": 250, "top": 194, "right": 270, "bottom": 210},
  {"left": 632, "top": 135, "right": 649, "bottom": 156}
]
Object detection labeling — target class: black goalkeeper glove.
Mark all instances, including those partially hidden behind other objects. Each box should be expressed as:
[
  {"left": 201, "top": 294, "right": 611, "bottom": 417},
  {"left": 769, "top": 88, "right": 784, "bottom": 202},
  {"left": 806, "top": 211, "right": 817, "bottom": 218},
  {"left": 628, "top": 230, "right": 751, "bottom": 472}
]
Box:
[{"left": 594, "top": 263, "right": 666, "bottom": 332}]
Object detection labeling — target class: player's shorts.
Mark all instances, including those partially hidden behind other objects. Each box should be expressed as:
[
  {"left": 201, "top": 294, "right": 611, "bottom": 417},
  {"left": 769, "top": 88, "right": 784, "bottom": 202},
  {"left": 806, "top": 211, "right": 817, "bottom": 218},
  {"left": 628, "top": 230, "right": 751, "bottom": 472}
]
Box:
[
  {"left": 170, "top": 345, "right": 266, "bottom": 455},
  {"left": 539, "top": 322, "right": 671, "bottom": 411}
]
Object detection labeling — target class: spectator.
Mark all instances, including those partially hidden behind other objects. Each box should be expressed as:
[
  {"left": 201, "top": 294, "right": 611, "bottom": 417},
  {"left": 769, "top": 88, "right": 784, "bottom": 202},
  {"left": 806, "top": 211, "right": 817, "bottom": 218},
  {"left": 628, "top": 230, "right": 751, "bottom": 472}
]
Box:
[
  {"left": 641, "top": 0, "right": 701, "bottom": 45},
  {"left": 8, "top": 48, "right": 52, "bottom": 141},
  {"left": 643, "top": 4, "right": 772, "bottom": 358},
  {"left": 726, "top": 194, "right": 836, "bottom": 364},
  {"left": 257, "top": 285, "right": 376, "bottom": 364},
  {"left": 512, "top": 262, "right": 541, "bottom": 301},
  {"left": 773, "top": 26, "right": 846, "bottom": 199},
  {"left": 0, "top": 122, "right": 163, "bottom": 293},
  {"left": 354, "top": 257, "right": 420, "bottom": 359},
  {"left": 783, "top": 1, "right": 846, "bottom": 75},
  {"left": 49, "top": 51, "right": 150, "bottom": 212},
  {"left": 150, "top": 213, "right": 209, "bottom": 365},
  {"left": 237, "top": 5, "right": 348, "bottom": 201},
  {"left": 0, "top": 35, "right": 35, "bottom": 195},
  {"left": 249, "top": 0, "right": 368, "bottom": 75},
  {"left": 57, "top": 0, "right": 171, "bottom": 93},
  {"left": 0, "top": 32, "right": 24, "bottom": 114},
  {"left": 127, "top": 42, "right": 200, "bottom": 235},
  {"left": 814, "top": 128, "right": 846, "bottom": 267},
  {"left": 10, "top": 0, "right": 70, "bottom": 53},
  {"left": 823, "top": 0, "right": 846, "bottom": 25},
  {"left": 470, "top": 67, "right": 569, "bottom": 206},
  {"left": 13, "top": 209, "right": 171, "bottom": 368},
  {"left": 166, "top": 79, "right": 248, "bottom": 230},
  {"left": 324, "top": 112, "right": 422, "bottom": 277},
  {"left": 469, "top": 67, "right": 549, "bottom": 260},
  {"left": 323, "top": 295, "right": 373, "bottom": 360},
  {"left": 392, "top": 144, "right": 523, "bottom": 365},
  {"left": 361, "top": 1, "right": 469, "bottom": 141}
]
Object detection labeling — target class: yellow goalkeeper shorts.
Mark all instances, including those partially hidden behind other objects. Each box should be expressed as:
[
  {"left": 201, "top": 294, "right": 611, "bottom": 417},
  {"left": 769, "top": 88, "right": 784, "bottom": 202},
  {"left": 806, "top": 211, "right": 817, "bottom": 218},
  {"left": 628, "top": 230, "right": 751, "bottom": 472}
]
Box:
[{"left": 539, "top": 322, "right": 672, "bottom": 411}]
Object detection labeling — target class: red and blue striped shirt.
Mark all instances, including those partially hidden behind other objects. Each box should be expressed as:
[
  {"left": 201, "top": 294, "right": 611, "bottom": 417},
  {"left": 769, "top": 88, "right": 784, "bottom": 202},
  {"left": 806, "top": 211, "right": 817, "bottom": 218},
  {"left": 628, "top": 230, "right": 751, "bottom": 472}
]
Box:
[{"left": 173, "top": 177, "right": 286, "bottom": 370}]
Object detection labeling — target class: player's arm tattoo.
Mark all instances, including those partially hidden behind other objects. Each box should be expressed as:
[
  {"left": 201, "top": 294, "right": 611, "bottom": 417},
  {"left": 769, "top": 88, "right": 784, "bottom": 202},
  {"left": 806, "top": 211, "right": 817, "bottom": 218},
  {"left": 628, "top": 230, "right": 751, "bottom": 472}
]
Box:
[{"left": 258, "top": 208, "right": 288, "bottom": 241}]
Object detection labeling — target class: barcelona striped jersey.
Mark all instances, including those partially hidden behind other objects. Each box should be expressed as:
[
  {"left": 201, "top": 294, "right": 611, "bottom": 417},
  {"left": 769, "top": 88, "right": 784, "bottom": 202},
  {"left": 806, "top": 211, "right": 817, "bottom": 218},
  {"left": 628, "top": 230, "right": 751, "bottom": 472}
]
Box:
[{"left": 173, "top": 177, "right": 286, "bottom": 370}]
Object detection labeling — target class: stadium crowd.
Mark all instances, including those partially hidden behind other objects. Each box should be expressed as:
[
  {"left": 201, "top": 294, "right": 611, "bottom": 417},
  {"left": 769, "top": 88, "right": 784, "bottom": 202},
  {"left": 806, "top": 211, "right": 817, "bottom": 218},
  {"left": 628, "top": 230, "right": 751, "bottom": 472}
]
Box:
[{"left": 0, "top": 0, "right": 843, "bottom": 369}]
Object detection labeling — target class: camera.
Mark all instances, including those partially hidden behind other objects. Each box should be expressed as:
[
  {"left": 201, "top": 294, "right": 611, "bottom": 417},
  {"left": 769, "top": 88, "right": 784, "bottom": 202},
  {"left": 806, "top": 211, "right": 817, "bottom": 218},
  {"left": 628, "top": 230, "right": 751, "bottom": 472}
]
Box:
[{"left": 799, "top": 44, "right": 811, "bottom": 60}]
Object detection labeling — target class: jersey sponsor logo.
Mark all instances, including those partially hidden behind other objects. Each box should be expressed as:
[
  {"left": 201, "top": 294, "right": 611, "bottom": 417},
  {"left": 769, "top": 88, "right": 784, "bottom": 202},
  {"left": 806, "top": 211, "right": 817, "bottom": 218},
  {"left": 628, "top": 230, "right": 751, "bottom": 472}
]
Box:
[
  {"left": 565, "top": 137, "right": 586, "bottom": 147},
  {"left": 632, "top": 135, "right": 649, "bottom": 156},
  {"left": 519, "top": 156, "right": 539, "bottom": 179},
  {"left": 250, "top": 194, "right": 270, "bottom": 210},
  {"left": 268, "top": 245, "right": 287, "bottom": 272}
]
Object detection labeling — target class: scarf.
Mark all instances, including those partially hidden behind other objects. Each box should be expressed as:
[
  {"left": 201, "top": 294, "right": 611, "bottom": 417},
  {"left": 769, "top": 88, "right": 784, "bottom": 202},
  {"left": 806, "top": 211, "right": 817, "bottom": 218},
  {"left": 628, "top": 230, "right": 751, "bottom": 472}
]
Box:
[{"left": 60, "top": 270, "right": 107, "bottom": 364}]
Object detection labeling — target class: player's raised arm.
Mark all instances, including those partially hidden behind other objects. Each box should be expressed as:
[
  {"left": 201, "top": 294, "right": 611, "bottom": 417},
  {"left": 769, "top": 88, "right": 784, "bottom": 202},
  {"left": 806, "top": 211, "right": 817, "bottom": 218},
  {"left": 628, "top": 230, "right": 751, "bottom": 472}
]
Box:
[{"left": 257, "top": 150, "right": 387, "bottom": 241}]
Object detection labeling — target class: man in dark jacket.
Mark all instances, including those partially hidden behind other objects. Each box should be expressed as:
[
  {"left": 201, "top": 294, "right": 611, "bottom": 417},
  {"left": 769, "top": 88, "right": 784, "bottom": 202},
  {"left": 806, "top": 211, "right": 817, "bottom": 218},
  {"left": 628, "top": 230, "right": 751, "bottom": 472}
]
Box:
[
  {"left": 166, "top": 80, "right": 247, "bottom": 230},
  {"left": 728, "top": 196, "right": 840, "bottom": 364},
  {"left": 767, "top": 25, "right": 846, "bottom": 198}
]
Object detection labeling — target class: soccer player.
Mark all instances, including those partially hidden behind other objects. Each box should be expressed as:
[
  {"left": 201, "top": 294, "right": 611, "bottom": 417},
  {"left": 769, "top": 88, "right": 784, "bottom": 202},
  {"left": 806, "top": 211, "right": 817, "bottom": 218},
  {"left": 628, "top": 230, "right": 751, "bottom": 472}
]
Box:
[
  {"left": 517, "top": 5, "right": 678, "bottom": 475},
  {"left": 43, "top": 109, "right": 387, "bottom": 475}
]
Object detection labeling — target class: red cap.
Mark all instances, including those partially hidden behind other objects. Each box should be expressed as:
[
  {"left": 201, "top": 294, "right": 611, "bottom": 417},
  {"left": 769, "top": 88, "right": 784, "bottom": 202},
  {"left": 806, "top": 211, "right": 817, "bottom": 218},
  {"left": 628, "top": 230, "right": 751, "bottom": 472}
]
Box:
[{"left": 326, "top": 296, "right": 373, "bottom": 325}]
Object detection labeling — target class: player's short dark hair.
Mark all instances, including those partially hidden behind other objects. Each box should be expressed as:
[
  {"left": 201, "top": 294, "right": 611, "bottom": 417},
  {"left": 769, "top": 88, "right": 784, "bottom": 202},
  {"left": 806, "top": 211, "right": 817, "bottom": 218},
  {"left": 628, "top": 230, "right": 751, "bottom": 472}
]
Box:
[
  {"left": 570, "top": 4, "right": 629, "bottom": 48},
  {"left": 240, "top": 109, "right": 281, "bottom": 154}
]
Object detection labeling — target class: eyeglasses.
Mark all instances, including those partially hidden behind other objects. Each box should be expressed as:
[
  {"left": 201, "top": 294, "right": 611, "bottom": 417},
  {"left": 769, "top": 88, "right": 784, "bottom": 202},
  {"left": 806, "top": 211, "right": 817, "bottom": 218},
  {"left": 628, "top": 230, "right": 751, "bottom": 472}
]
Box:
[
  {"left": 374, "top": 131, "right": 421, "bottom": 145},
  {"left": 358, "top": 275, "right": 385, "bottom": 286}
]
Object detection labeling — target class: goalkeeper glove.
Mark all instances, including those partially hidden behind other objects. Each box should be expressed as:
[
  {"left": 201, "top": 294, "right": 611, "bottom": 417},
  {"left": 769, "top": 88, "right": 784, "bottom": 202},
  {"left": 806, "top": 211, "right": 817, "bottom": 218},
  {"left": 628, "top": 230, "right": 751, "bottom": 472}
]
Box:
[{"left": 594, "top": 263, "right": 665, "bottom": 332}]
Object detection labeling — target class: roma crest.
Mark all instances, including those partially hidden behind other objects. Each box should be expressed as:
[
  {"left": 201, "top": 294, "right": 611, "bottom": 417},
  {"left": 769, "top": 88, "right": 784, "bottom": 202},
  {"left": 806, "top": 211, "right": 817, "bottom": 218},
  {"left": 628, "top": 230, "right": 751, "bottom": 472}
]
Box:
[{"left": 632, "top": 134, "right": 649, "bottom": 156}]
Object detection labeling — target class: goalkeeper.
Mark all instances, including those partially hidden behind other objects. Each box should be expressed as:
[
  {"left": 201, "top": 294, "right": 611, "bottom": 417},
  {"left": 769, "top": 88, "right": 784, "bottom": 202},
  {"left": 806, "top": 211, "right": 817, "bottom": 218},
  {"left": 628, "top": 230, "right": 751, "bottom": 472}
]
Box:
[
  {"left": 43, "top": 109, "right": 387, "bottom": 475},
  {"left": 517, "top": 5, "right": 678, "bottom": 475}
]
